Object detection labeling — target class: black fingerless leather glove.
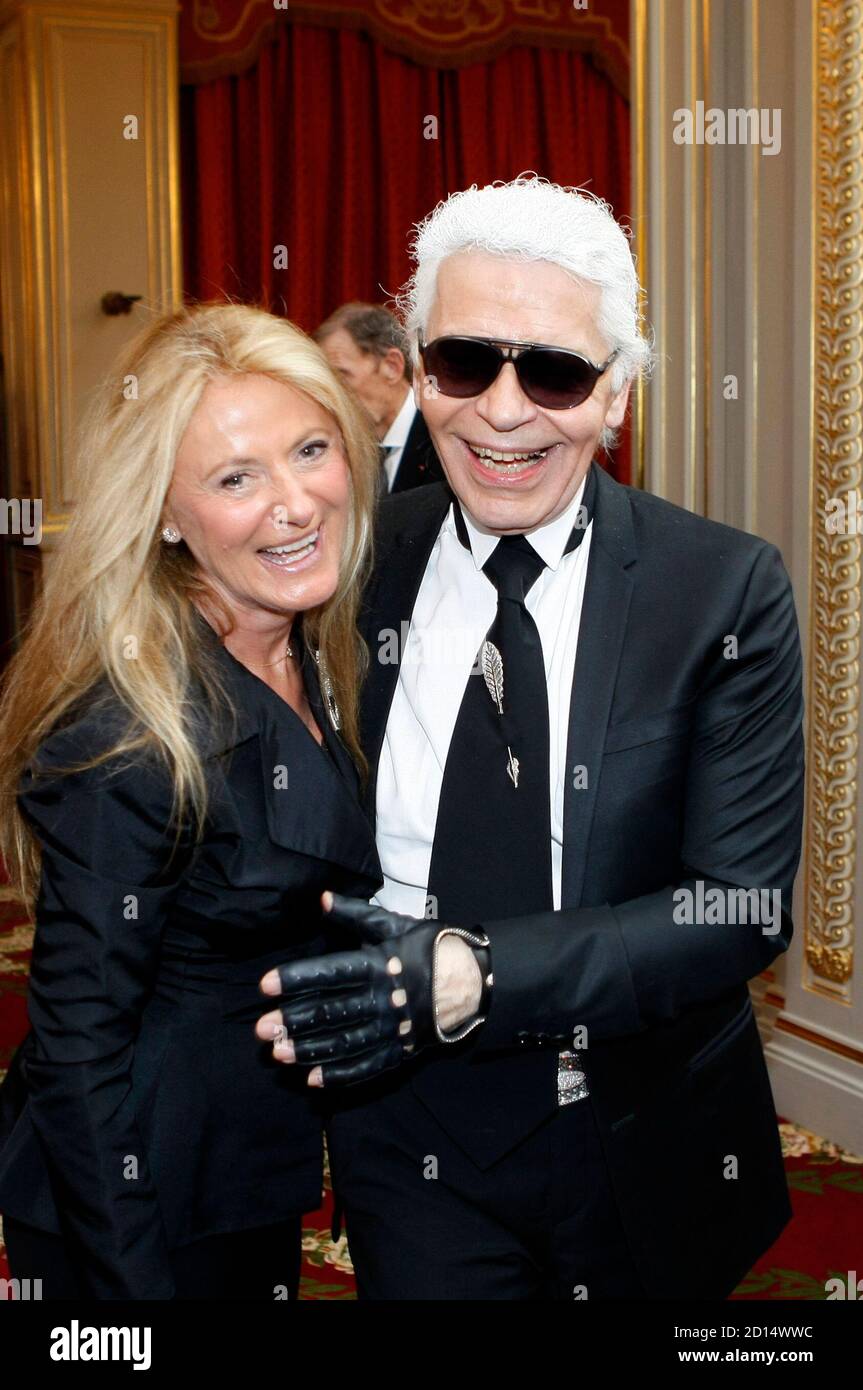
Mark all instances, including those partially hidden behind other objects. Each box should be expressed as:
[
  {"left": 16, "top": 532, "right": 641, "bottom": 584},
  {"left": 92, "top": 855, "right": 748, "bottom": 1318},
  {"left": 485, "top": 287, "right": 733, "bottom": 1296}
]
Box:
[{"left": 269, "top": 895, "right": 492, "bottom": 1086}]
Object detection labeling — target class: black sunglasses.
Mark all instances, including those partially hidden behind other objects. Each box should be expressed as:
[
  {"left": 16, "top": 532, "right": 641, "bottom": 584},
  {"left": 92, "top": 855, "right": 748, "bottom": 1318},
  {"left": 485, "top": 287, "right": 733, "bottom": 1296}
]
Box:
[{"left": 418, "top": 333, "right": 619, "bottom": 410}]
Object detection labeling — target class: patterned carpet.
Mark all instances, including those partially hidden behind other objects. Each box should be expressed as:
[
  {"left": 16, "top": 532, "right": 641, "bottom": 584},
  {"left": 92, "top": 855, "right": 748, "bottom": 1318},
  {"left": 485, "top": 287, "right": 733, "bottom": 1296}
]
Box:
[{"left": 1, "top": 886, "right": 861, "bottom": 1300}]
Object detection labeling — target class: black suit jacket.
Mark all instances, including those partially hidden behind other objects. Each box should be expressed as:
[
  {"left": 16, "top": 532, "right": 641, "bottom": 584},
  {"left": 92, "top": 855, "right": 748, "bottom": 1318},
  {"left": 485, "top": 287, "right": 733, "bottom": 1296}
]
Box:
[
  {"left": 0, "top": 616, "right": 381, "bottom": 1298},
  {"left": 349, "top": 459, "right": 804, "bottom": 1298},
  {"left": 388, "top": 409, "right": 445, "bottom": 493}
]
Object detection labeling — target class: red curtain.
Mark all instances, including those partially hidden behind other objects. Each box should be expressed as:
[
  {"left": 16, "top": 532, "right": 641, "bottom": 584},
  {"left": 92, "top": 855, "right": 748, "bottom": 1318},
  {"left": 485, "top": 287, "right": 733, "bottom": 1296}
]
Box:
[
  {"left": 178, "top": 0, "right": 630, "bottom": 92},
  {"left": 180, "top": 22, "right": 632, "bottom": 478}
]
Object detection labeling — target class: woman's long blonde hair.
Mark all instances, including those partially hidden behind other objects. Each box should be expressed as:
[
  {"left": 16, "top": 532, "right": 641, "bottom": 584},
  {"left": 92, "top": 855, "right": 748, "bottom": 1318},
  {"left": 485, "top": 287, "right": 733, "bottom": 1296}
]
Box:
[{"left": 0, "top": 302, "right": 380, "bottom": 907}]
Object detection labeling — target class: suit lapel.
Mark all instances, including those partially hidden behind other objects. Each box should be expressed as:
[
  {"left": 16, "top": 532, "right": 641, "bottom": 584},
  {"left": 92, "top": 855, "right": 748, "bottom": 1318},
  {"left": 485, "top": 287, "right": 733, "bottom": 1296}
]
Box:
[
  {"left": 301, "top": 641, "right": 361, "bottom": 794},
  {"left": 360, "top": 482, "right": 452, "bottom": 825},
  {"left": 391, "top": 411, "right": 443, "bottom": 493},
  {"left": 196, "top": 616, "right": 381, "bottom": 882},
  {"left": 561, "top": 463, "right": 638, "bottom": 909},
  {"left": 254, "top": 693, "right": 381, "bottom": 879}
]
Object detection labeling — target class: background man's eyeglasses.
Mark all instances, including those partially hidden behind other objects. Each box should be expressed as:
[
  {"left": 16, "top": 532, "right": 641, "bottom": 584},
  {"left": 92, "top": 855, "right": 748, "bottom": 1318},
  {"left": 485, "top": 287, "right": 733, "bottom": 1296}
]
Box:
[{"left": 417, "top": 334, "right": 619, "bottom": 410}]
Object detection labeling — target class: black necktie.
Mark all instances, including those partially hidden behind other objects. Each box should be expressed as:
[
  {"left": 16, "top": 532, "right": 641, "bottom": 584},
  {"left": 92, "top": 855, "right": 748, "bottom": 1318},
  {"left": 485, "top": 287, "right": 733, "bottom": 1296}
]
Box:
[
  {"left": 427, "top": 464, "right": 596, "bottom": 925},
  {"left": 377, "top": 446, "right": 394, "bottom": 498}
]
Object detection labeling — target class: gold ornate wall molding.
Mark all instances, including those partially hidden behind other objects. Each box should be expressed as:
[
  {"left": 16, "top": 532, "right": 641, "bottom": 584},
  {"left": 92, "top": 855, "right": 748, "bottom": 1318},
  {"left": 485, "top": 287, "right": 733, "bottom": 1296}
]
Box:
[{"left": 803, "top": 0, "right": 863, "bottom": 1002}]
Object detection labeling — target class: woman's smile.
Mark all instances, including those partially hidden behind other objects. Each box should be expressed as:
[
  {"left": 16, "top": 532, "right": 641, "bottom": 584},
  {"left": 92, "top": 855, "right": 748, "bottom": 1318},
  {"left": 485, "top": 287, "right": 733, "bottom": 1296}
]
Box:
[{"left": 257, "top": 523, "right": 323, "bottom": 571}]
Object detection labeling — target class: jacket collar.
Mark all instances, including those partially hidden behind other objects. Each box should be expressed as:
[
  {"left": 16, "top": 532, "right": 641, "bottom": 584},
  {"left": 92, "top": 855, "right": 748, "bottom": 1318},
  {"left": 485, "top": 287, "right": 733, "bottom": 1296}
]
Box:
[
  {"left": 359, "top": 462, "right": 639, "bottom": 879},
  {"left": 192, "top": 611, "right": 381, "bottom": 883},
  {"left": 368, "top": 460, "right": 635, "bottom": 580}
]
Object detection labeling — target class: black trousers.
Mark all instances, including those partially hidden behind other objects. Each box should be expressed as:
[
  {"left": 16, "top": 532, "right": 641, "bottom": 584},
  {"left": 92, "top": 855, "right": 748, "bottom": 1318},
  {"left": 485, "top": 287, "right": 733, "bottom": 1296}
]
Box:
[
  {"left": 327, "top": 1081, "right": 648, "bottom": 1301},
  {"left": 2, "top": 1215, "right": 303, "bottom": 1301}
]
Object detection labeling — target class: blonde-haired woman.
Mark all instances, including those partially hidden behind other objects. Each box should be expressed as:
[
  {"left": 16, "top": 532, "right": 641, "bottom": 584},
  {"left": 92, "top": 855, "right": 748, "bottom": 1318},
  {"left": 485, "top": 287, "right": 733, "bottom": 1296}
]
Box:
[{"left": 0, "top": 302, "right": 382, "bottom": 1299}]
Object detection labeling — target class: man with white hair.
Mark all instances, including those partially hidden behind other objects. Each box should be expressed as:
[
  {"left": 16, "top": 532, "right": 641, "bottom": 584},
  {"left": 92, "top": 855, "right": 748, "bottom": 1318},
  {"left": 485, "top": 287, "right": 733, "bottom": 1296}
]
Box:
[{"left": 259, "top": 176, "right": 804, "bottom": 1300}]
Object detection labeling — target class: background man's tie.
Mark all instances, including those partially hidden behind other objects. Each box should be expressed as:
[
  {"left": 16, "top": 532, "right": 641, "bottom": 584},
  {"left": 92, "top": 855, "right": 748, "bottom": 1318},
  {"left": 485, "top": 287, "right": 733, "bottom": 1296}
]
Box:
[{"left": 377, "top": 444, "right": 395, "bottom": 495}]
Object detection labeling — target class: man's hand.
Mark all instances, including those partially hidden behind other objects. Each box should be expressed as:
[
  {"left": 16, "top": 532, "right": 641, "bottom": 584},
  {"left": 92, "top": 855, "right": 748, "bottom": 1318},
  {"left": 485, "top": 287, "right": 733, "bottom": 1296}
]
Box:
[
  {"left": 434, "top": 934, "right": 483, "bottom": 1033},
  {"left": 256, "top": 893, "right": 490, "bottom": 1087}
]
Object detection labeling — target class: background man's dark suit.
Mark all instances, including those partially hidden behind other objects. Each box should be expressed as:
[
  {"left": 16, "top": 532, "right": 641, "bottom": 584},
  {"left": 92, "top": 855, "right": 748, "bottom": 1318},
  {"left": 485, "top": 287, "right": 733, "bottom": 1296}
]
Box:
[
  {"left": 388, "top": 409, "right": 445, "bottom": 493},
  {"left": 327, "top": 458, "right": 805, "bottom": 1299}
]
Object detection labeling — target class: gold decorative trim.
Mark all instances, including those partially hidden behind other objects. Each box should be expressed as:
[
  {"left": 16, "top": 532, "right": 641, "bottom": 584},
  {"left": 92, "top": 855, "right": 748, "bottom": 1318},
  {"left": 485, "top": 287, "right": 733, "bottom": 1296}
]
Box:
[
  {"left": 701, "top": 0, "right": 711, "bottom": 519},
  {"left": 632, "top": 0, "right": 647, "bottom": 492},
  {"left": 687, "top": 1, "right": 699, "bottom": 509},
  {"left": 774, "top": 1013, "right": 863, "bottom": 1067},
  {"left": 193, "top": 0, "right": 264, "bottom": 46},
  {"left": 747, "top": 0, "right": 760, "bottom": 534},
  {"left": 182, "top": 1, "right": 631, "bottom": 93},
  {"left": 803, "top": 0, "right": 863, "bottom": 1001}
]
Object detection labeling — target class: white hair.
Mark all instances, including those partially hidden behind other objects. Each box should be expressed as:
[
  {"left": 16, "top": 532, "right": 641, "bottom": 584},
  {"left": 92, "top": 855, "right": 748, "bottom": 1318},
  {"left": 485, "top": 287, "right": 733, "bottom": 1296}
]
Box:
[{"left": 396, "top": 173, "right": 655, "bottom": 450}]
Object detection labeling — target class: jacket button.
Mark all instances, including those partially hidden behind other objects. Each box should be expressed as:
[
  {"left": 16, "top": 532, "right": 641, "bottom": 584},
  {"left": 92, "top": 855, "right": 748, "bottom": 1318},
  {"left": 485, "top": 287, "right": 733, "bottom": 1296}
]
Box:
[{"left": 516, "top": 1031, "right": 531, "bottom": 1046}]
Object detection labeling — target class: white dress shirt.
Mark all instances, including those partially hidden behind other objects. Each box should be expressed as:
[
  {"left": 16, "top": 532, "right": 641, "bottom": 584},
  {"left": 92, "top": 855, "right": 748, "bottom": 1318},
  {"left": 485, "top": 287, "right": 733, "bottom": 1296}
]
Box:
[
  {"left": 381, "top": 388, "right": 419, "bottom": 492},
  {"left": 375, "top": 470, "right": 593, "bottom": 916}
]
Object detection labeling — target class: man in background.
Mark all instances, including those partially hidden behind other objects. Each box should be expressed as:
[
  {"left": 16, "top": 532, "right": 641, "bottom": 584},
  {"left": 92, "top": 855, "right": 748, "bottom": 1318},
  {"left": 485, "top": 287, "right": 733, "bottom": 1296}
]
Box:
[{"left": 315, "top": 302, "right": 443, "bottom": 493}]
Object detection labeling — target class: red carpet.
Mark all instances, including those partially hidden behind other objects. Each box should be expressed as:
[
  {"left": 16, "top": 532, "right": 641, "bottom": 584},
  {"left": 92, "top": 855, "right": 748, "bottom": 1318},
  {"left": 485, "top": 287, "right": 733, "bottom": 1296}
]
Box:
[{"left": 1, "top": 884, "right": 860, "bottom": 1299}]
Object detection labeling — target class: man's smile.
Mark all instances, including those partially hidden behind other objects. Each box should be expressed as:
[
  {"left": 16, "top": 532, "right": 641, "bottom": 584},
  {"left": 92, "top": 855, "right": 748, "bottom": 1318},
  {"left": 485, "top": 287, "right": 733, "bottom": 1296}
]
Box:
[{"left": 459, "top": 436, "right": 559, "bottom": 483}]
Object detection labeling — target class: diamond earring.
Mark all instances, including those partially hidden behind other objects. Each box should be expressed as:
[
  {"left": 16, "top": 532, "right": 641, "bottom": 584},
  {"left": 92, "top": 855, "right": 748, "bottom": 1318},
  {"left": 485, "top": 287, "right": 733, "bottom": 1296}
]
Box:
[{"left": 161, "top": 526, "right": 181, "bottom": 544}]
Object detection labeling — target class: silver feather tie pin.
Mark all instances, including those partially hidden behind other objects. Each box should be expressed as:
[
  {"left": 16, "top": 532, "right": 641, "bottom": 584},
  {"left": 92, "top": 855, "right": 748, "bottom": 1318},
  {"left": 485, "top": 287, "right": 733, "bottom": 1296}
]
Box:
[{"left": 481, "top": 640, "right": 520, "bottom": 788}]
